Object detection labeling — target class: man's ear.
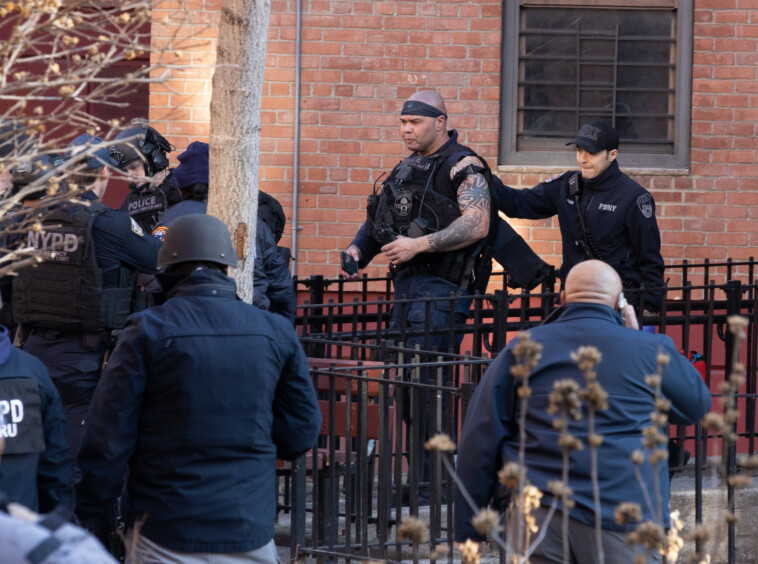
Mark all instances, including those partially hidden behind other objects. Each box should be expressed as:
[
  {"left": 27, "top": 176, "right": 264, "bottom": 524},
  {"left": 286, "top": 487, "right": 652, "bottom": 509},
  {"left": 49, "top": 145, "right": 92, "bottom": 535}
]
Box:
[
  {"left": 560, "top": 289, "right": 566, "bottom": 304},
  {"left": 608, "top": 149, "right": 619, "bottom": 161}
]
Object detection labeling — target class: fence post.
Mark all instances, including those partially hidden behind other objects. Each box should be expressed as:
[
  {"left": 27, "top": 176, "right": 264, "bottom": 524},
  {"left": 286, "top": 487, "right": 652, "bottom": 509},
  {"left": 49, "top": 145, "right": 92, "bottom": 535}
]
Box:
[{"left": 724, "top": 279, "right": 741, "bottom": 564}]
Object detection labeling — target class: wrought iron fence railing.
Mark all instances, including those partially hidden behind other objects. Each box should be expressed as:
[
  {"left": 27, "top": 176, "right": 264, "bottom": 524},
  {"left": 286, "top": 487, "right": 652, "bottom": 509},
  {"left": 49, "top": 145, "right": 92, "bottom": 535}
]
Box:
[{"left": 282, "top": 259, "right": 758, "bottom": 563}]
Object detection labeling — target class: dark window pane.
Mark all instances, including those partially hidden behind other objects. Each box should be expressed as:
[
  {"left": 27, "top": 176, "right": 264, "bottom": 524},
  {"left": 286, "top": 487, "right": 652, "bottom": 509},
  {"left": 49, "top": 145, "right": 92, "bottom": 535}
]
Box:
[{"left": 518, "top": 7, "right": 676, "bottom": 152}]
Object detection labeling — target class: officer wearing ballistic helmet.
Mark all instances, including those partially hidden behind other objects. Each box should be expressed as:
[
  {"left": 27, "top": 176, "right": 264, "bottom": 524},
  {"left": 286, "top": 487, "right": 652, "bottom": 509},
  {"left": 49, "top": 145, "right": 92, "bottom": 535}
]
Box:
[
  {"left": 152, "top": 141, "right": 297, "bottom": 321},
  {"left": 110, "top": 118, "right": 181, "bottom": 232},
  {"left": 496, "top": 121, "right": 665, "bottom": 312},
  {"left": 14, "top": 134, "right": 161, "bottom": 472},
  {"left": 76, "top": 213, "right": 320, "bottom": 563}
]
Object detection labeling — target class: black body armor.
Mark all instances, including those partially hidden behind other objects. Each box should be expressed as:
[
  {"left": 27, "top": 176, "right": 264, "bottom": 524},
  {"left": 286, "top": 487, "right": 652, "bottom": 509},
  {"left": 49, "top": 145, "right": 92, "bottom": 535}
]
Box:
[
  {"left": 13, "top": 201, "right": 136, "bottom": 332},
  {"left": 366, "top": 141, "right": 479, "bottom": 285}
]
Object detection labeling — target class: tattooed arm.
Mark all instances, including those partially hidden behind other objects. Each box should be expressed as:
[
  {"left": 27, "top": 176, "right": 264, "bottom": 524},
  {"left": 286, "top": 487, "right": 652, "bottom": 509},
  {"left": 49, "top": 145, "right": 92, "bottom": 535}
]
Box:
[{"left": 380, "top": 156, "right": 491, "bottom": 265}]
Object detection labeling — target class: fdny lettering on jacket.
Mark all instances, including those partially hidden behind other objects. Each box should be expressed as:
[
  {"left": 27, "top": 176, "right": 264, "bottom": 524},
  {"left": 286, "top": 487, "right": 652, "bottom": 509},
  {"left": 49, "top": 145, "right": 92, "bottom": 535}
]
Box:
[
  {"left": 598, "top": 203, "right": 618, "bottom": 212},
  {"left": 27, "top": 229, "right": 84, "bottom": 264},
  {"left": 0, "top": 378, "right": 45, "bottom": 453}
]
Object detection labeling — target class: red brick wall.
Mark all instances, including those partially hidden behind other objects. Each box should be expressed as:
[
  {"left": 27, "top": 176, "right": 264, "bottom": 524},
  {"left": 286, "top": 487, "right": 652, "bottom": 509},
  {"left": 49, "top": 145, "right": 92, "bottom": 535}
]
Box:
[{"left": 151, "top": 0, "right": 758, "bottom": 287}]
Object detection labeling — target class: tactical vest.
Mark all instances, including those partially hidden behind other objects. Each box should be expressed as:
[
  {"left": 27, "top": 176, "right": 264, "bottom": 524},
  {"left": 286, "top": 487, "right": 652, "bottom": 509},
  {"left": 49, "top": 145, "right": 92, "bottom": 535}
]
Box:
[
  {"left": 366, "top": 141, "right": 480, "bottom": 285},
  {"left": 13, "top": 201, "right": 136, "bottom": 332},
  {"left": 123, "top": 187, "right": 169, "bottom": 233}
]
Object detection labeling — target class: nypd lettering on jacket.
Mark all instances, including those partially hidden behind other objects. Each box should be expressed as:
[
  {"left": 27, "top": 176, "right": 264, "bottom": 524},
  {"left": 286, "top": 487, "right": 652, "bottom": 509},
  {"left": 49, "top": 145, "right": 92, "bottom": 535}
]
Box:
[
  {"left": 0, "top": 378, "right": 45, "bottom": 454},
  {"left": 27, "top": 229, "right": 84, "bottom": 264}
]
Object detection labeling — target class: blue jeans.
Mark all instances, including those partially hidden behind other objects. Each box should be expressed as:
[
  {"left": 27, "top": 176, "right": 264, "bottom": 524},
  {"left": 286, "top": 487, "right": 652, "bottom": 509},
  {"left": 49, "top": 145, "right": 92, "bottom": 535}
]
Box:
[{"left": 391, "top": 273, "right": 470, "bottom": 484}]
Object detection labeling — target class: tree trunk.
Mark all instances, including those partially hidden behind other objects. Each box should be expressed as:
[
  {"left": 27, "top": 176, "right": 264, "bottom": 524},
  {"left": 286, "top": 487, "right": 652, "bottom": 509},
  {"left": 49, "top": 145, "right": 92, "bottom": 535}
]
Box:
[{"left": 208, "top": 0, "right": 272, "bottom": 302}]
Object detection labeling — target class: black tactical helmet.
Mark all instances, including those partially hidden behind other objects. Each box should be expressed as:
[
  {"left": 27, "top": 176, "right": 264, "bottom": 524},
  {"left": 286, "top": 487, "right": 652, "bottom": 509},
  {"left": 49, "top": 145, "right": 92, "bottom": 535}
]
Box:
[
  {"left": 157, "top": 213, "right": 237, "bottom": 268},
  {"left": 109, "top": 118, "right": 173, "bottom": 175},
  {"left": 10, "top": 153, "right": 66, "bottom": 196}
]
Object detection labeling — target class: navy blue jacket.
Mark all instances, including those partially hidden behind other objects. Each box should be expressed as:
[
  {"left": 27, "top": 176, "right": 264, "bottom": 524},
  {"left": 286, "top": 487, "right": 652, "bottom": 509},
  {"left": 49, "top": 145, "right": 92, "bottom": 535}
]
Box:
[
  {"left": 82, "top": 191, "right": 161, "bottom": 277},
  {"left": 0, "top": 326, "right": 73, "bottom": 512},
  {"left": 454, "top": 302, "right": 711, "bottom": 542},
  {"left": 497, "top": 161, "right": 665, "bottom": 310},
  {"left": 75, "top": 269, "right": 320, "bottom": 552},
  {"left": 152, "top": 201, "right": 296, "bottom": 322}
]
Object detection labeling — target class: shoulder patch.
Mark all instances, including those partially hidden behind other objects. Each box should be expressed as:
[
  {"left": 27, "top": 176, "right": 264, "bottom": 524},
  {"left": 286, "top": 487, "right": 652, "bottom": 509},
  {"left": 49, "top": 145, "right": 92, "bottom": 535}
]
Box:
[
  {"left": 130, "top": 218, "right": 145, "bottom": 237},
  {"left": 545, "top": 171, "right": 567, "bottom": 183},
  {"left": 636, "top": 194, "right": 653, "bottom": 219},
  {"left": 152, "top": 225, "right": 167, "bottom": 241}
]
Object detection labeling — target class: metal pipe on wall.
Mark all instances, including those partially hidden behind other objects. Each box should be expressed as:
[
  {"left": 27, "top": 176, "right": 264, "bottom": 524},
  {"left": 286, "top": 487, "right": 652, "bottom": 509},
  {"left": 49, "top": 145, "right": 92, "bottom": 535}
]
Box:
[{"left": 290, "top": 0, "right": 302, "bottom": 276}]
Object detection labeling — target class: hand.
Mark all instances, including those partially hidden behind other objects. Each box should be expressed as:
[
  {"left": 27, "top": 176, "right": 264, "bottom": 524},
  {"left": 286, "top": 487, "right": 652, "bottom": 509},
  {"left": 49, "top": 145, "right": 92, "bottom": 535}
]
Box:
[
  {"left": 343, "top": 245, "right": 362, "bottom": 280},
  {"left": 381, "top": 236, "right": 426, "bottom": 266},
  {"left": 621, "top": 303, "right": 639, "bottom": 330}
]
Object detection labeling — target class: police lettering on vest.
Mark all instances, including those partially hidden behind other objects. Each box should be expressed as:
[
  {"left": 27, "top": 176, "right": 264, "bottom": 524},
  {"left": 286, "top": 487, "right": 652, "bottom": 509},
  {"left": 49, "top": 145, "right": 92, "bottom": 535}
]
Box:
[
  {"left": 0, "top": 378, "right": 44, "bottom": 454},
  {"left": 123, "top": 189, "right": 168, "bottom": 231}
]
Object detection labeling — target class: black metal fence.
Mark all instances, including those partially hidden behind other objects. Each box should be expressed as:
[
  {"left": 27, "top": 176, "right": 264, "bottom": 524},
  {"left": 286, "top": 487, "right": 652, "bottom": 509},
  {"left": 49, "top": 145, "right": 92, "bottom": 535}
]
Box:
[{"left": 281, "top": 259, "right": 758, "bottom": 563}]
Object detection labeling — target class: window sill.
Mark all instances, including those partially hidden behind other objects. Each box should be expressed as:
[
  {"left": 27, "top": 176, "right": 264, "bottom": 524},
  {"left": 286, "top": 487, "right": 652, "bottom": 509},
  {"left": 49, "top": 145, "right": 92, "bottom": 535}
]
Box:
[{"left": 496, "top": 165, "right": 690, "bottom": 177}]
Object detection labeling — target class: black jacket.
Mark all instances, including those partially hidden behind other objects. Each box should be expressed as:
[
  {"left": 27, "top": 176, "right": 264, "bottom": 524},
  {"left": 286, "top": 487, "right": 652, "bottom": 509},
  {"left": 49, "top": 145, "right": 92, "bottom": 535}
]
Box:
[
  {"left": 497, "top": 160, "right": 665, "bottom": 310},
  {"left": 76, "top": 269, "right": 320, "bottom": 552}
]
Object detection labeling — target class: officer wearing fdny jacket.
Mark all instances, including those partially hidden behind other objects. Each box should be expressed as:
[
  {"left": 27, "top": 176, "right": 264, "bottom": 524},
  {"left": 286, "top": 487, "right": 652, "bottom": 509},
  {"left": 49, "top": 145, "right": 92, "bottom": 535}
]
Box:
[
  {"left": 110, "top": 118, "right": 181, "bottom": 232},
  {"left": 14, "top": 134, "right": 161, "bottom": 472},
  {"left": 76, "top": 213, "right": 320, "bottom": 563},
  {"left": 496, "top": 121, "right": 665, "bottom": 312},
  {"left": 0, "top": 324, "right": 73, "bottom": 513}
]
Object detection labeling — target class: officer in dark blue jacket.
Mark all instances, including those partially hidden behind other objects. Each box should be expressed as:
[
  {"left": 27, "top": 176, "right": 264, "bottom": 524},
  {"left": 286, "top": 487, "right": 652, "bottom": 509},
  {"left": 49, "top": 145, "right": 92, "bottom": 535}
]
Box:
[
  {"left": 14, "top": 135, "right": 161, "bottom": 472},
  {"left": 152, "top": 141, "right": 297, "bottom": 321},
  {"left": 76, "top": 213, "right": 320, "bottom": 562},
  {"left": 454, "top": 260, "right": 710, "bottom": 560},
  {"left": 497, "top": 121, "right": 665, "bottom": 312},
  {"left": 0, "top": 325, "right": 73, "bottom": 513}
]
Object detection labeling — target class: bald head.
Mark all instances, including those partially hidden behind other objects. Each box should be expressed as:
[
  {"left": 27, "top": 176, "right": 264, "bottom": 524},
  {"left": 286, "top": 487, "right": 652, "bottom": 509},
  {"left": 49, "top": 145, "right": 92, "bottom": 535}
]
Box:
[
  {"left": 407, "top": 91, "right": 447, "bottom": 115},
  {"left": 563, "top": 260, "right": 623, "bottom": 309}
]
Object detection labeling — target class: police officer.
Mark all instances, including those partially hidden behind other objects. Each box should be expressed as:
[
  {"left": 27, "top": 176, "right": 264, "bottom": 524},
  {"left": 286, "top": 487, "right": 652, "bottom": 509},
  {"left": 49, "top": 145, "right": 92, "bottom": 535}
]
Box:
[
  {"left": 152, "top": 141, "right": 297, "bottom": 321},
  {"left": 496, "top": 120, "right": 665, "bottom": 312},
  {"left": 344, "top": 90, "right": 501, "bottom": 500},
  {"left": 0, "top": 324, "right": 73, "bottom": 513},
  {"left": 14, "top": 134, "right": 161, "bottom": 472},
  {"left": 110, "top": 118, "right": 181, "bottom": 232},
  {"left": 76, "top": 213, "right": 320, "bottom": 563}
]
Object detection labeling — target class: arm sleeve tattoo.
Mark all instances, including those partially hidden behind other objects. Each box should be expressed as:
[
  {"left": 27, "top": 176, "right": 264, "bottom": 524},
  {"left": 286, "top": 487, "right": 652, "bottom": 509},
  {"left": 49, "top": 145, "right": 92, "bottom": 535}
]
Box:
[{"left": 427, "top": 171, "right": 491, "bottom": 252}]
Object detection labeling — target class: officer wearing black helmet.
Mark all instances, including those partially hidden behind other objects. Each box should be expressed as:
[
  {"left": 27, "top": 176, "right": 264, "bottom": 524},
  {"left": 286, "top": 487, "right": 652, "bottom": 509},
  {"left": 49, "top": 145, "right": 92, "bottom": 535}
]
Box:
[
  {"left": 76, "top": 213, "right": 320, "bottom": 563},
  {"left": 110, "top": 118, "right": 182, "bottom": 231},
  {"left": 152, "top": 141, "right": 297, "bottom": 321},
  {"left": 14, "top": 134, "right": 161, "bottom": 474}
]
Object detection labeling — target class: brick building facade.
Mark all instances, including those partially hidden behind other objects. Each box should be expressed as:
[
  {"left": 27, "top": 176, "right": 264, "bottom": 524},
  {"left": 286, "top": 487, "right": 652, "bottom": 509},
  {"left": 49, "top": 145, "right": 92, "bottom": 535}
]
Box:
[{"left": 150, "top": 0, "right": 757, "bottom": 287}]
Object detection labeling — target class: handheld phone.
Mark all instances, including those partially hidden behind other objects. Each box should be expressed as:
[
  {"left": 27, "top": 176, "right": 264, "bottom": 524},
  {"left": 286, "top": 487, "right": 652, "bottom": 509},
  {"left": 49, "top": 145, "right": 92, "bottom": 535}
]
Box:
[
  {"left": 617, "top": 292, "right": 628, "bottom": 312},
  {"left": 340, "top": 251, "right": 358, "bottom": 275}
]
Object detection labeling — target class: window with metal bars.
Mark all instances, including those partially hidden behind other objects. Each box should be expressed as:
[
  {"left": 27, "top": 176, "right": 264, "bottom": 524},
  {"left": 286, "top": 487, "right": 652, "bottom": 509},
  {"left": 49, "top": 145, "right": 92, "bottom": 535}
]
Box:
[{"left": 499, "top": 1, "right": 692, "bottom": 169}]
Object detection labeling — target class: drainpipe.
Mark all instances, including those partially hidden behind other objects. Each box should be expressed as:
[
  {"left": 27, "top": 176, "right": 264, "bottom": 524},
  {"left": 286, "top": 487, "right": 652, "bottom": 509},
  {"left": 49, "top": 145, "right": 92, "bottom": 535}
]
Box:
[{"left": 290, "top": 0, "right": 302, "bottom": 276}]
